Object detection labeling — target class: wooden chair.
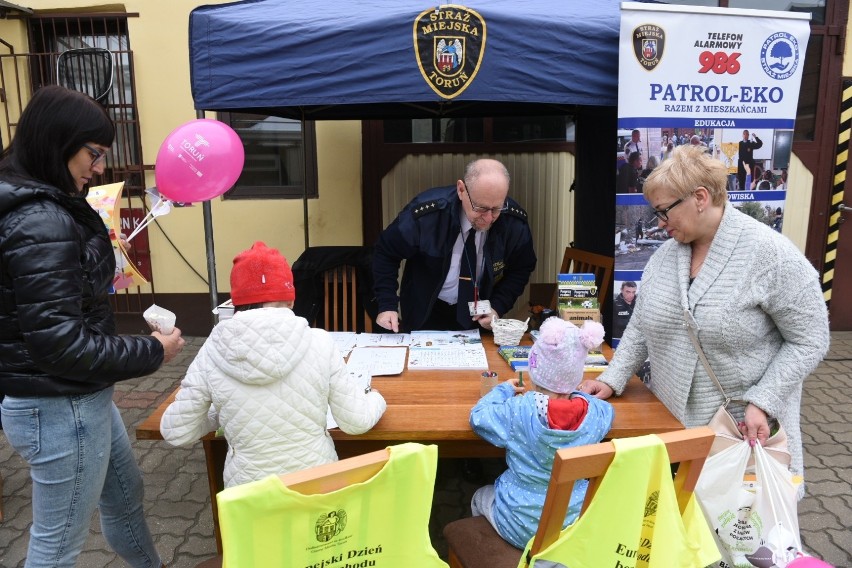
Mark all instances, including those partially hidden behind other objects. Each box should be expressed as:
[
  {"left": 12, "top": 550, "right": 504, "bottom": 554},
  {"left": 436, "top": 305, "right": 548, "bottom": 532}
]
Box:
[
  {"left": 322, "top": 264, "right": 373, "bottom": 332},
  {"left": 291, "top": 245, "right": 376, "bottom": 333},
  {"left": 443, "top": 427, "right": 715, "bottom": 568},
  {"left": 195, "top": 449, "right": 391, "bottom": 568},
  {"left": 550, "top": 247, "right": 614, "bottom": 311}
]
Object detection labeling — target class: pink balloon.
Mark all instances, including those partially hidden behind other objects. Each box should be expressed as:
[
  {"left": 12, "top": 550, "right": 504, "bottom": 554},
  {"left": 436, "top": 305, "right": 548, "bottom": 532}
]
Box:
[
  {"left": 155, "top": 119, "right": 245, "bottom": 202},
  {"left": 788, "top": 557, "right": 834, "bottom": 568}
]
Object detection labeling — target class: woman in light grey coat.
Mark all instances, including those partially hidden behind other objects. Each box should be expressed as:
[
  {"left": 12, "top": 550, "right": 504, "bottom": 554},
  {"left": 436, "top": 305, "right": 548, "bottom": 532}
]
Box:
[{"left": 580, "top": 145, "right": 829, "bottom": 481}]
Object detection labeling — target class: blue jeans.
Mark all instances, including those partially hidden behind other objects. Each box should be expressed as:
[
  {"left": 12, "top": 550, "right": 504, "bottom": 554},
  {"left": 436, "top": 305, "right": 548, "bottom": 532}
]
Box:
[{"left": 1, "top": 387, "right": 161, "bottom": 568}]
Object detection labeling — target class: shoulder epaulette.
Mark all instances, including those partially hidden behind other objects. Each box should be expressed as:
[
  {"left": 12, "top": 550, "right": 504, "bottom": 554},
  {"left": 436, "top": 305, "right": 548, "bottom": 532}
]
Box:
[
  {"left": 504, "top": 204, "right": 528, "bottom": 221},
  {"left": 412, "top": 199, "right": 443, "bottom": 218}
]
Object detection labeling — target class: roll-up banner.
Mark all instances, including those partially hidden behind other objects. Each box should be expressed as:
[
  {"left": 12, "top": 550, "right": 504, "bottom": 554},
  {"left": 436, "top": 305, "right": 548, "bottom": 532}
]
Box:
[{"left": 613, "top": 2, "right": 811, "bottom": 348}]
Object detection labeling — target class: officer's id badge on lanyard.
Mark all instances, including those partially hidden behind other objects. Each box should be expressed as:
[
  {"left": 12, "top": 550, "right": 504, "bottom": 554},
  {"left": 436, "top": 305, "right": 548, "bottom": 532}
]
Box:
[{"left": 461, "top": 230, "right": 491, "bottom": 317}]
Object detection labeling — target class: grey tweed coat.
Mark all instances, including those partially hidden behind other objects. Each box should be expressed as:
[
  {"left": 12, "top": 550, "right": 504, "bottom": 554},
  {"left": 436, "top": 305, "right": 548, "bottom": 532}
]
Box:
[{"left": 600, "top": 203, "right": 829, "bottom": 479}]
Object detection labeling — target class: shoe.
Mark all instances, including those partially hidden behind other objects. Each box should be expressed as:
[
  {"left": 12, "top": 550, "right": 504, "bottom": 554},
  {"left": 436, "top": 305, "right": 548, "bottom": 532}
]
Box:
[{"left": 460, "top": 458, "right": 484, "bottom": 484}]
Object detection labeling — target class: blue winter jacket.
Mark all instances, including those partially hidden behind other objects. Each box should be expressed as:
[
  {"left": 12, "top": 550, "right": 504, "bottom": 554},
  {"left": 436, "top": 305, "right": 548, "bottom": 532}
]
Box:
[
  {"left": 470, "top": 382, "right": 615, "bottom": 549},
  {"left": 372, "top": 185, "right": 536, "bottom": 332}
]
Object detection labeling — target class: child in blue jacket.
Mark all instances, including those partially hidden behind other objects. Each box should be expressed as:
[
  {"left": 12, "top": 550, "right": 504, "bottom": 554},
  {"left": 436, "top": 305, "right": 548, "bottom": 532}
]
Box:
[{"left": 469, "top": 316, "right": 614, "bottom": 549}]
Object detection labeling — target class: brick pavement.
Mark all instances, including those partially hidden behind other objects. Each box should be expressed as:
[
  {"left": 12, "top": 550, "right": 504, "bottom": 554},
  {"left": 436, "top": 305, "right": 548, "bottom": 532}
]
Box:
[{"left": 1, "top": 333, "right": 851, "bottom": 567}]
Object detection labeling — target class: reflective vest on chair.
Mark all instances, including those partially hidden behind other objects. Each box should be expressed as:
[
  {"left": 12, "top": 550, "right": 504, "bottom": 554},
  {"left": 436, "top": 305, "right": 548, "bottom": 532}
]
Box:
[
  {"left": 217, "top": 442, "right": 448, "bottom": 567},
  {"left": 521, "top": 435, "right": 720, "bottom": 568}
]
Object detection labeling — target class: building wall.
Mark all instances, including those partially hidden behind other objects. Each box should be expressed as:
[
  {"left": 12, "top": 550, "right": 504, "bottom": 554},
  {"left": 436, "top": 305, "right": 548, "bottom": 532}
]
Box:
[
  {"left": 0, "top": 0, "right": 831, "bottom": 304},
  {"left": 1, "top": 0, "right": 365, "bottom": 298}
]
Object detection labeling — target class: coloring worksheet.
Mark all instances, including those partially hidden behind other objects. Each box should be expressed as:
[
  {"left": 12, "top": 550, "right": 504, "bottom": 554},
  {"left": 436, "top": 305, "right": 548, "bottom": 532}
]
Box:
[
  {"left": 345, "top": 347, "right": 407, "bottom": 376},
  {"left": 407, "top": 344, "right": 488, "bottom": 370},
  {"left": 329, "top": 331, "right": 357, "bottom": 357},
  {"left": 409, "top": 329, "right": 482, "bottom": 349},
  {"left": 354, "top": 333, "right": 412, "bottom": 347}
]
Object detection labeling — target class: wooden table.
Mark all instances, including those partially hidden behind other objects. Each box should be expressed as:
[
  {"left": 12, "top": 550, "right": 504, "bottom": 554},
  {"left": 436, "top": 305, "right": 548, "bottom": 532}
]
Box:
[{"left": 136, "top": 338, "right": 682, "bottom": 552}]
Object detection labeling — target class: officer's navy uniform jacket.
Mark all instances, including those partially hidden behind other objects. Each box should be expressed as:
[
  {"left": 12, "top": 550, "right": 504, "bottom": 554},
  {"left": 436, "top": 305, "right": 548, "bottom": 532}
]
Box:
[{"left": 373, "top": 185, "right": 536, "bottom": 332}]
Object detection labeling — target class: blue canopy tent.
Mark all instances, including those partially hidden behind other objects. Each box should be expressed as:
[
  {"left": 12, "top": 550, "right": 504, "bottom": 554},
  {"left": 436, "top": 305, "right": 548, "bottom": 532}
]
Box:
[
  {"left": 189, "top": 0, "right": 621, "bottom": 117},
  {"left": 187, "top": 0, "right": 625, "bottom": 318}
]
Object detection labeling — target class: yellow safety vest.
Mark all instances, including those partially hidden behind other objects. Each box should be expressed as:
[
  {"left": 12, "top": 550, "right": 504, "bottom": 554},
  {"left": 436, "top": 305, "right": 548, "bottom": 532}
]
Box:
[
  {"left": 217, "top": 442, "right": 448, "bottom": 568},
  {"left": 520, "top": 435, "right": 721, "bottom": 568}
]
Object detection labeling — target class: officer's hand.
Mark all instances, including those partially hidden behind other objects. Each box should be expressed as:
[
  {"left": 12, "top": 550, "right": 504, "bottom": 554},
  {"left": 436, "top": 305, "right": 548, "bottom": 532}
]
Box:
[
  {"left": 376, "top": 311, "right": 400, "bottom": 333},
  {"left": 475, "top": 309, "right": 499, "bottom": 330}
]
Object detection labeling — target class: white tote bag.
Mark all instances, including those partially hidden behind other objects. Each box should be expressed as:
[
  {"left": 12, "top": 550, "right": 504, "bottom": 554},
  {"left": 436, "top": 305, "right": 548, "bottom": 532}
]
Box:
[{"left": 696, "top": 439, "right": 803, "bottom": 568}]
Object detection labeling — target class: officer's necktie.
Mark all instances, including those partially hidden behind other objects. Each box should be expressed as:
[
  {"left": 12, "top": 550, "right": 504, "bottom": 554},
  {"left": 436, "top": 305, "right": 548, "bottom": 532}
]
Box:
[{"left": 456, "top": 229, "right": 477, "bottom": 328}]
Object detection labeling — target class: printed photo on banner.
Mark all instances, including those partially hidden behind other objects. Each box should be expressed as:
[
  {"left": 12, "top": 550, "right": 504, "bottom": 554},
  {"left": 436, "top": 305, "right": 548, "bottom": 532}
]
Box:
[
  {"left": 615, "top": 200, "right": 668, "bottom": 270},
  {"left": 612, "top": 276, "right": 642, "bottom": 343}
]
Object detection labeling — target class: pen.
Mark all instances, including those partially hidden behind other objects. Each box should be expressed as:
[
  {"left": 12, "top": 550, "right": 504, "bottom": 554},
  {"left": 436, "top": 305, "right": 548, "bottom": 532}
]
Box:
[{"left": 518, "top": 371, "right": 524, "bottom": 387}]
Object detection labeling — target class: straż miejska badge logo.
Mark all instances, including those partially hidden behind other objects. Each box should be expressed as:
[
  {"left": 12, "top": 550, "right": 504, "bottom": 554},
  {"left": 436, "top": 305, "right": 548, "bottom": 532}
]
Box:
[
  {"left": 760, "top": 31, "right": 800, "bottom": 80},
  {"left": 413, "top": 5, "right": 486, "bottom": 99},
  {"left": 632, "top": 24, "right": 665, "bottom": 71}
]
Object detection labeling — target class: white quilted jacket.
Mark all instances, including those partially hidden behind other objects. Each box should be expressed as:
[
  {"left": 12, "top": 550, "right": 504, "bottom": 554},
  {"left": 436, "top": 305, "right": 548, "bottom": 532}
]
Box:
[{"left": 160, "top": 307, "right": 386, "bottom": 487}]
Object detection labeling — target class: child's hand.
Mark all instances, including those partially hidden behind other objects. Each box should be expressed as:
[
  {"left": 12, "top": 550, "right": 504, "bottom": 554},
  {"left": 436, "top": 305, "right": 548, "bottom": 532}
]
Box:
[{"left": 506, "top": 378, "right": 526, "bottom": 395}]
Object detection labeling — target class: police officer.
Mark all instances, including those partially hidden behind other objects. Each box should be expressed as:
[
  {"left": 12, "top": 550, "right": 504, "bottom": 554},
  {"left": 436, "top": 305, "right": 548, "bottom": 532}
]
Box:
[{"left": 372, "top": 158, "right": 536, "bottom": 333}]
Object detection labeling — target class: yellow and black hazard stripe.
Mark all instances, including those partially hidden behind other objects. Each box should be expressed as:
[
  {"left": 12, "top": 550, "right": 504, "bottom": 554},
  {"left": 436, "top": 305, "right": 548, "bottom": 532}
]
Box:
[{"left": 823, "top": 79, "right": 852, "bottom": 306}]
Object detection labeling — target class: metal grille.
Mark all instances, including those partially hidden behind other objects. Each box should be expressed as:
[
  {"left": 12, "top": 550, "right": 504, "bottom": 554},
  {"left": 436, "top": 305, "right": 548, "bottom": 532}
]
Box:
[{"left": 0, "top": 13, "right": 154, "bottom": 316}]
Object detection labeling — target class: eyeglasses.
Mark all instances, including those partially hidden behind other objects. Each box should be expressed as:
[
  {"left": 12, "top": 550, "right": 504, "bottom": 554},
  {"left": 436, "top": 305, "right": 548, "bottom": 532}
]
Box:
[
  {"left": 651, "top": 197, "right": 684, "bottom": 222},
  {"left": 462, "top": 182, "right": 508, "bottom": 215},
  {"left": 83, "top": 144, "right": 108, "bottom": 168}
]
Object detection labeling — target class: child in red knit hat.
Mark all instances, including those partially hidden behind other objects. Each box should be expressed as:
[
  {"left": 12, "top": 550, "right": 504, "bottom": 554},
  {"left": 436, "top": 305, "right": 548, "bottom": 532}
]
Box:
[{"left": 160, "top": 241, "right": 386, "bottom": 487}]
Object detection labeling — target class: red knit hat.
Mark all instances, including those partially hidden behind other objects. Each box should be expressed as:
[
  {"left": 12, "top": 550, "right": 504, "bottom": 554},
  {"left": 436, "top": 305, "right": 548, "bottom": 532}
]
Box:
[{"left": 230, "top": 241, "right": 295, "bottom": 306}]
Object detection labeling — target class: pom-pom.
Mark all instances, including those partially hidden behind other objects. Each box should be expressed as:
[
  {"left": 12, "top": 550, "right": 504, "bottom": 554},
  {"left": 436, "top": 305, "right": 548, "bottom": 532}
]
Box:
[
  {"left": 539, "top": 316, "right": 568, "bottom": 345},
  {"left": 578, "top": 321, "right": 605, "bottom": 350}
]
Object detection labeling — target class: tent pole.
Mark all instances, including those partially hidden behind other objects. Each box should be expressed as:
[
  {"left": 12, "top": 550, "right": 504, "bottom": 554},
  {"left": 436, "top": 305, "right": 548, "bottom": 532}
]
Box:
[
  {"left": 199, "top": 109, "right": 219, "bottom": 326},
  {"left": 301, "top": 111, "right": 309, "bottom": 249}
]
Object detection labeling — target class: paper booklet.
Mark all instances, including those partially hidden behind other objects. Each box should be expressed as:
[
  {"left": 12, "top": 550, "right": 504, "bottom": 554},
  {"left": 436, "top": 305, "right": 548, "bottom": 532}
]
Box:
[
  {"left": 406, "top": 329, "right": 487, "bottom": 370},
  {"left": 354, "top": 333, "right": 412, "bottom": 347},
  {"left": 408, "top": 329, "right": 483, "bottom": 348},
  {"left": 345, "top": 346, "right": 407, "bottom": 376},
  {"left": 329, "top": 332, "right": 357, "bottom": 357},
  {"left": 407, "top": 344, "right": 488, "bottom": 371}
]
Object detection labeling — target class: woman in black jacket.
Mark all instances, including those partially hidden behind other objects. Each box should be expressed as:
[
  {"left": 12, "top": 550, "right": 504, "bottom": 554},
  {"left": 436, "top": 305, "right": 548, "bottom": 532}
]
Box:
[{"left": 0, "top": 85, "right": 183, "bottom": 568}]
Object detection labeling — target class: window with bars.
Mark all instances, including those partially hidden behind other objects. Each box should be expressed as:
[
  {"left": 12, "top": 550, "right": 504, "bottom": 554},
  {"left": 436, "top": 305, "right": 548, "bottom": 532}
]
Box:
[{"left": 28, "top": 14, "right": 146, "bottom": 196}]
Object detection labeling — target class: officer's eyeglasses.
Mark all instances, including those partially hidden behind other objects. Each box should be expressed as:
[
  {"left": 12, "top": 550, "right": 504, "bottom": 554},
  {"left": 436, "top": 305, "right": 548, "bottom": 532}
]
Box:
[
  {"left": 83, "top": 144, "right": 108, "bottom": 168},
  {"left": 462, "top": 182, "right": 508, "bottom": 215}
]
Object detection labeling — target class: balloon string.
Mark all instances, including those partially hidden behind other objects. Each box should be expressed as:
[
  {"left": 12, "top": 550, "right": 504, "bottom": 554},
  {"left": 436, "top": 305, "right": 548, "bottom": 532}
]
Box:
[
  {"left": 125, "top": 215, "right": 153, "bottom": 242},
  {"left": 126, "top": 211, "right": 159, "bottom": 242},
  {"left": 125, "top": 199, "right": 172, "bottom": 242}
]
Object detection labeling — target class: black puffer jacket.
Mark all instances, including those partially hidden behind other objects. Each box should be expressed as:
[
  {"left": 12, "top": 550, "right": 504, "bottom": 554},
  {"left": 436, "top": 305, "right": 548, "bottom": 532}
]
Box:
[{"left": 0, "top": 179, "right": 163, "bottom": 397}]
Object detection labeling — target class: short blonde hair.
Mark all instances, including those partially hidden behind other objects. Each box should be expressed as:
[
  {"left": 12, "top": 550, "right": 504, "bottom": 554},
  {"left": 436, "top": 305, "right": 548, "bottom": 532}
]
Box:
[{"left": 643, "top": 145, "right": 728, "bottom": 207}]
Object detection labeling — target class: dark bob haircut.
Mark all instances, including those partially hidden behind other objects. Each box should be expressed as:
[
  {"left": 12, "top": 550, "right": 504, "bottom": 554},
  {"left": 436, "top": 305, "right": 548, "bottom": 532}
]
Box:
[{"left": 0, "top": 85, "right": 114, "bottom": 195}]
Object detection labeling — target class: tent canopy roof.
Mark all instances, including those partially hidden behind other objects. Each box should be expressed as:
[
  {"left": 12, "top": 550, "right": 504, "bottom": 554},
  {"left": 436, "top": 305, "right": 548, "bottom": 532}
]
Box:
[{"left": 189, "top": 0, "right": 623, "bottom": 119}]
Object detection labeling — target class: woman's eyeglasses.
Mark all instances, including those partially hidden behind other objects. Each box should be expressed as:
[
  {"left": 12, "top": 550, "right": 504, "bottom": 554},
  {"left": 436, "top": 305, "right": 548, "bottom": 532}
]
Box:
[
  {"left": 462, "top": 181, "right": 508, "bottom": 215},
  {"left": 651, "top": 197, "right": 684, "bottom": 222},
  {"left": 83, "top": 144, "right": 108, "bottom": 168}
]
